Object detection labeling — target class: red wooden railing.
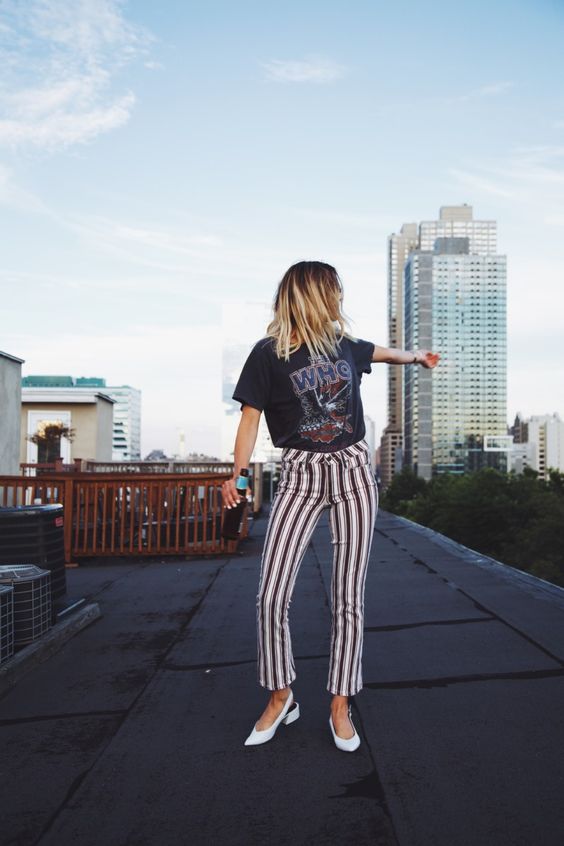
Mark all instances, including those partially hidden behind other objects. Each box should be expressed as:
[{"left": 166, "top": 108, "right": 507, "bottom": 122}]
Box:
[
  {"left": 0, "top": 473, "right": 250, "bottom": 562},
  {"left": 20, "top": 459, "right": 83, "bottom": 475}
]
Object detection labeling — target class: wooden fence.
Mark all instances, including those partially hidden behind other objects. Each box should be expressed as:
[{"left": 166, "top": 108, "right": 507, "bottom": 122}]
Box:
[{"left": 0, "top": 472, "right": 251, "bottom": 563}]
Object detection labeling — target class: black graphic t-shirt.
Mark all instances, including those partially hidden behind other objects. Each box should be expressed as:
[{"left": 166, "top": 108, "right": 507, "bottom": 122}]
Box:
[{"left": 232, "top": 335, "right": 375, "bottom": 453}]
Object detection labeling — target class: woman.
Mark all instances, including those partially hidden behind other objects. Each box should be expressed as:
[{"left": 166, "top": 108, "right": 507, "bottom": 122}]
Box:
[{"left": 222, "top": 260, "right": 439, "bottom": 752}]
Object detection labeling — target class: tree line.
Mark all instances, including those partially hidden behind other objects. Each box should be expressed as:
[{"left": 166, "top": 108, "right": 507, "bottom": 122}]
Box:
[{"left": 381, "top": 467, "right": 564, "bottom": 588}]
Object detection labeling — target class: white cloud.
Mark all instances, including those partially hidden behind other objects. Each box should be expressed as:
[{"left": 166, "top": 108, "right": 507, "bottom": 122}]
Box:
[
  {"left": 0, "top": 93, "right": 135, "bottom": 148},
  {"left": 447, "top": 167, "right": 517, "bottom": 199},
  {"left": 0, "top": 0, "right": 152, "bottom": 150},
  {"left": 262, "top": 56, "right": 346, "bottom": 83},
  {"left": 445, "top": 80, "right": 514, "bottom": 104},
  {"left": 471, "top": 81, "right": 514, "bottom": 98},
  {"left": 448, "top": 145, "right": 564, "bottom": 206}
]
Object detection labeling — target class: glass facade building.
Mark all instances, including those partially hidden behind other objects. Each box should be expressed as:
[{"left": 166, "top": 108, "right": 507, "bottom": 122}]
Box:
[
  {"left": 106, "top": 385, "right": 142, "bottom": 461},
  {"left": 403, "top": 236, "right": 507, "bottom": 478}
]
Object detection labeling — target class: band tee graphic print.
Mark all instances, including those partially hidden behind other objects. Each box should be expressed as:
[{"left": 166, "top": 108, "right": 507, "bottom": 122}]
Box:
[{"left": 289, "top": 354, "right": 353, "bottom": 444}]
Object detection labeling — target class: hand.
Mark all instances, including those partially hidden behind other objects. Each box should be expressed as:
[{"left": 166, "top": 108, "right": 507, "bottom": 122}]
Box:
[
  {"left": 221, "top": 477, "right": 252, "bottom": 509},
  {"left": 221, "top": 477, "right": 243, "bottom": 509},
  {"left": 415, "top": 350, "right": 440, "bottom": 369}
]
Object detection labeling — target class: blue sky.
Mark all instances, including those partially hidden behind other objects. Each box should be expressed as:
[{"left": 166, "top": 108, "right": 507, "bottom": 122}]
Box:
[{"left": 1, "top": 0, "right": 563, "bottom": 456}]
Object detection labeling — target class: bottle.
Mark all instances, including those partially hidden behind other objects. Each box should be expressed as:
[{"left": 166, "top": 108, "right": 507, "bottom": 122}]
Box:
[{"left": 221, "top": 468, "right": 250, "bottom": 540}]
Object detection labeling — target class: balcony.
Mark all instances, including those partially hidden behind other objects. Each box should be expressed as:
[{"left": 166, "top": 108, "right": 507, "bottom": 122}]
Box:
[{"left": 1, "top": 508, "right": 563, "bottom": 845}]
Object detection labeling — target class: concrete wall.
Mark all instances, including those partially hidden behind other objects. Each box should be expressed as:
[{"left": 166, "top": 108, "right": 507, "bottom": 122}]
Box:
[
  {"left": 0, "top": 353, "right": 23, "bottom": 474},
  {"left": 21, "top": 400, "right": 114, "bottom": 462},
  {"left": 95, "top": 398, "right": 114, "bottom": 461}
]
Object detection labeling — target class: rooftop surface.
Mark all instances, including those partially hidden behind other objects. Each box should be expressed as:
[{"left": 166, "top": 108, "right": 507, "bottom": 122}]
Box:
[{"left": 2, "top": 509, "right": 564, "bottom": 846}]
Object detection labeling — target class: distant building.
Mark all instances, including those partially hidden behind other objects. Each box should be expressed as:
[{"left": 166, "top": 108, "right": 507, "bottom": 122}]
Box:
[
  {"left": 21, "top": 386, "right": 115, "bottom": 463},
  {"left": 22, "top": 375, "right": 141, "bottom": 461},
  {"left": 418, "top": 204, "right": 497, "bottom": 253},
  {"left": 380, "top": 222, "right": 418, "bottom": 488},
  {"left": 510, "top": 412, "right": 529, "bottom": 444},
  {"left": 511, "top": 413, "right": 564, "bottom": 479},
  {"left": 381, "top": 205, "right": 507, "bottom": 482},
  {"left": 105, "top": 385, "right": 141, "bottom": 460},
  {"left": 510, "top": 442, "right": 536, "bottom": 475},
  {"left": 144, "top": 449, "right": 168, "bottom": 461},
  {"left": 0, "top": 351, "right": 24, "bottom": 474},
  {"left": 404, "top": 234, "right": 507, "bottom": 479}
]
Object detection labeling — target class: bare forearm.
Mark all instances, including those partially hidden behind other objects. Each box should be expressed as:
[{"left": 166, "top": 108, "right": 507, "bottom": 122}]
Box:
[{"left": 372, "top": 345, "right": 418, "bottom": 365}]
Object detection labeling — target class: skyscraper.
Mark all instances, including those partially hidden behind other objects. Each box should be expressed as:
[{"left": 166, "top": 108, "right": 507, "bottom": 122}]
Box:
[
  {"left": 380, "top": 223, "right": 418, "bottom": 488},
  {"left": 381, "top": 205, "right": 507, "bottom": 482}
]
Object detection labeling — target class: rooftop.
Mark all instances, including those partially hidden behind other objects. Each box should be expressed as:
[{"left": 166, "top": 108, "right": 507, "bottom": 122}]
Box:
[
  {"left": 21, "top": 387, "right": 116, "bottom": 404},
  {"left": 2, "top": 509, "right": 563, "bottom": 846}
]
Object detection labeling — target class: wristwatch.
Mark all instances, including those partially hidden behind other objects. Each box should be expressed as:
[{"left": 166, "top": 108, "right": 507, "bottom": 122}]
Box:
[{"left": 412, "top": 352, "right": 418, "bottom": 364}]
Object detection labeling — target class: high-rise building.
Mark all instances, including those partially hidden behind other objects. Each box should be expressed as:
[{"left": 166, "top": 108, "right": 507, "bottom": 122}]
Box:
[
  {"left": 403, "top": 235, "right": 507, "bottom": 478},
  {"left": 419, "top": 204, "right": 497, "bottom": 253},
  {"left": 380, "top": 205, "right": 507, "bottom": 483},
  {"left": 380, "top": 223, "right": 418, "bottom": 488}
]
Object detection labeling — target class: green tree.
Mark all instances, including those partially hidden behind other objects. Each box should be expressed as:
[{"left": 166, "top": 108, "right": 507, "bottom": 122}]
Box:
[
  {"left": 383, "top": 467, "right": 564, "bottom": 588},
  {"left": 381, "top": 467, "right": 427, "bottom": 514}
]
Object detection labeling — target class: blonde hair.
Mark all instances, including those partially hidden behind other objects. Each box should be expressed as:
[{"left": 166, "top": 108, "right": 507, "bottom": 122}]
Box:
[{"left": 266, "top": 261, "right": 352, "bottom": 360}]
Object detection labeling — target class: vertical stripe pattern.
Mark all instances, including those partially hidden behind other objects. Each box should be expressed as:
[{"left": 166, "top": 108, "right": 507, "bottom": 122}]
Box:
[{"left": 256, "top": 438, "right": 378, "bottom": 696}]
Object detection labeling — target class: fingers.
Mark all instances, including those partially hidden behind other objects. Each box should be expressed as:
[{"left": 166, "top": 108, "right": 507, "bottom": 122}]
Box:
[
  {"left": 221, "top": 479, "right": 246, "bottom": 509},
  {"left": 420, "top": 351, "right": 440, "bottom": 368}
]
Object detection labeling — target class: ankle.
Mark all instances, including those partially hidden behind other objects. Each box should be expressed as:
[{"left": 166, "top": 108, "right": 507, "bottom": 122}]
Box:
[{"left": 271, "top": 687, "right": 291, "bottom": 703}]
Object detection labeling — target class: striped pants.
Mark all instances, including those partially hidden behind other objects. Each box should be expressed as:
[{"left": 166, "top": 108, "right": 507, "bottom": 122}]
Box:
[{"left": 256, "top": 438, "right": 378, "bottom": 697}]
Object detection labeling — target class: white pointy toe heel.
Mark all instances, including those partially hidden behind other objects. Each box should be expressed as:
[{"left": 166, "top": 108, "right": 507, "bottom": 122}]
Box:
[
  {"left": 244, "top": 690, "right": 300, "bottom": 746},
  {"left": 329, "top": 704, "right": 361, "bottom": 752}
]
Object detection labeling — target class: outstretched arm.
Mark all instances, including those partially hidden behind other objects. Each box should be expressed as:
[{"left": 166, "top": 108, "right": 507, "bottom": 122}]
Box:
[{"left": 372, "top": 345, "right": 440, "bottom": 369}]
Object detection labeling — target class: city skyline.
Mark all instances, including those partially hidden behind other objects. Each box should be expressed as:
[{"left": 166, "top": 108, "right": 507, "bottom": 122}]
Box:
[{"left": 1, "top": 0, "right": 563, "bottom": 456}]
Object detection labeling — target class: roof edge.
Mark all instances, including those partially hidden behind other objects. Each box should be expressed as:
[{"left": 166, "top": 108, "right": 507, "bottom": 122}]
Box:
[
  {"left": 385, "top": 511, "right": 564, "bottom": 606},
  {"left": 0, "top": 351, "right": 25, "bottom": 364}
]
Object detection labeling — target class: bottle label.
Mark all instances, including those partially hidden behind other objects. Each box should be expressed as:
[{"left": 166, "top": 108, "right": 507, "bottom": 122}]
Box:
[{"left": 236, "top": 475, "right": 249, "bottom": 492}]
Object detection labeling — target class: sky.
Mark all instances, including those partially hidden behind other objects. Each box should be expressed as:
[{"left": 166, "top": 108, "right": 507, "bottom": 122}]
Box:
[{"left": 1, "top": 0, "right": 563, "bottom": 458}]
